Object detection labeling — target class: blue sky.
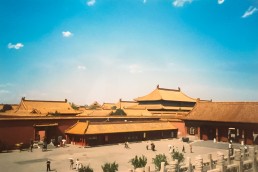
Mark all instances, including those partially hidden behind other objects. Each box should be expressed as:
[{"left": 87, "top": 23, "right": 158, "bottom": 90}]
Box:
[{"left": 0, "top": 0, "right": 258, "bottom": 105}]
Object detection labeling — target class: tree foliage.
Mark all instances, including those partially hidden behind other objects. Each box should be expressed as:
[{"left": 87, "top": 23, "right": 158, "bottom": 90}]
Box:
[
  {"left": 112, "top": 108, "right": 126, "bottom": 116},
  {"left": 79, "top": 164, "right": 94, "bottom": 172},
  {"left": 129, "top": 155, "right": 147, "bottom": 169},
  {"left": 0, "top": 104, "right": 12, "bottom": 112},
  {"left": 70, "top": 102, "right": 79, "bottom": 110},
  {"left": 111, "top": 106, "right": 117, "bottom": 110},
  {"left": 152, "top": 154, "right": 168, "bottom": 171},
  {"left": 101, "top": 162, "right": 118, "bottom": 172},
  {"left": 171, "top": 151, "right": 185, "bottom": 164}
]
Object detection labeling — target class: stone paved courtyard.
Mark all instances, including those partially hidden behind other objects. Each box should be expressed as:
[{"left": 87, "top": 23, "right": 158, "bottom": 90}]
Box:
[{"left": 0, "top": 139, "right": 241, "bottom": 172}]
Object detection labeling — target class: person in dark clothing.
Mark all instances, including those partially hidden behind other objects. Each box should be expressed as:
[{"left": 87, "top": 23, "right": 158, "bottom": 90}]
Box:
[
  {"left": 30, "top": 139, "right": 34, "bottom": 152},
  {"left": 46, "top": 159, "right": 51, "bottom": 171},
  {"left": 182, "top": 145, "right": 185, "bottom": 153},
  {"left": 151, "top": 143, "right": 155, "bottom": 151}
]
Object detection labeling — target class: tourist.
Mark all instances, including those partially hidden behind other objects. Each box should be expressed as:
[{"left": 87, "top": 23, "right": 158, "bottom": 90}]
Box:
[
  {"left": 70, "top": 158, "right": 74, "bottom": 170},
  {"left": 168, "top": 145, "right": 172, "bottom": 153},
  {"left": 46, "top": 159, "right": 51, "bottom": 172},
  {"left": 124, "top": 142, "right": 129, "bottom": 148},
  {"left": 151, "top": 143, "right": 155, "bottom": 151},
  {"left": 182, "top": 145, "right": 185, "bottom": 153},
  {"left": 30, "top": 139, "right": 34, "bottom": 152},
  {"left": 244, "top": 144, "right": 248, "bottom": 153},
  {"left": 76, "top": 158, "right": 80, "bottom": 171}
]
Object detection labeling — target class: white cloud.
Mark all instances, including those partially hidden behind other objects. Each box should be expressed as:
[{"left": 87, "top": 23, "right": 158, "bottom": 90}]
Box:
[
  {"left": 129, "top": 64, "right": 143, "bottom": 74},
  {"left": 77, "top": 65, "right": 86, "bottom": 70},
  {"left": 0, "top": 90, "right": 9, "bottom": 94},
  {"left": 87, "top": 0, "right": 96, "bottom": 6},
  {"left": 218, "top": 0, "right": 224, "bottom": 5},
  {"left": 242, "top": 6, "right": 258, "bottom": 18},
  {"left": 0, "top": 83, "right": 13, "bottom": 88},
  {"left": 143, "top": 0, "right": 147, "bottom": 4},
  {"left": 62, "top": 31, "right": 73, "bottom": 37},
  {"left": 173, "top": 0, "right": 192, "bottom": 7},
  {"left": 8, "top": 43, "right": 24, "bottom": 49}
]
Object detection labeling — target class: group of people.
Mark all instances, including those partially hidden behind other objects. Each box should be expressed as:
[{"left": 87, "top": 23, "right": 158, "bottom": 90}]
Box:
[
  {"left": 69, "top": 158, "right": 81, "bottom": 171},
  {"left": 168, "top": 144, "right": 191, "bottom": 154},
  {"left": 146, "top": 142, "right": 156, "bottom": 151},
  {"left": 46, "top": 158, "right": 81, "bottom": 171}
]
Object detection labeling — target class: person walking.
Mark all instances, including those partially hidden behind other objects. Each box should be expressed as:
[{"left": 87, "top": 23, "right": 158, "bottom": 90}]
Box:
[
  {"left": 46, "top": 159, "right": 51, "bottom": 172},
  {"left": 190, "top": 144, "right": 193, "bottom": 153}
]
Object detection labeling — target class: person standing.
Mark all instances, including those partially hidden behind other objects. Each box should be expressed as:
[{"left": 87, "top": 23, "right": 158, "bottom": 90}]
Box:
[
  {"left": 146, "top": 141, "right": 149, "bottom": 150},
  {"left": 168, "top": 145, "right": 172, "bottom": 153},
  {"left": 190, "top": 144, "right": 193, "bottom": 153},
  {"left": 182, "top": 145, "right": 185, "bottom": 153},
  {"left": 30, "top": 139, "right": 34, "bottom": 152},
  {"left": 70, "top": 159, "right": 74, "bottom": 170},
  {"left": 46, "top": 159, "right": 51, "bottom": 172},
  {"left": 76, "top": 159, "right": 80, "bottom": 171}
]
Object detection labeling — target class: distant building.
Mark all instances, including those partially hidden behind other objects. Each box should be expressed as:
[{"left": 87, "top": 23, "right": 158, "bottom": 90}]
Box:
[
  {"left": 0, "top": 85, "right": 206, "bottom": 150},
  {"left": 15, "top": 97, "right": 79, "bottom": 116},
  {"left": 133, "top": 85, "right": 197, "bottom": 117},
  {"left": 184, "top": 101, "right": 258, "bottom": 145},
  {"left": 65, "top": 121, "right": 178, "bottom": 146}
]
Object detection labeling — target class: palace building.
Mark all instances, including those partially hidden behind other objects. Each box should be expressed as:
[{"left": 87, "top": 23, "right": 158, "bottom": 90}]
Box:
[
  {"left": 65, "top": 121, "right": 177, "bottom": 146},
  {"left": 183, "top": 101, "right": 258, "bottom": 145},
  {"left": 132, "top": 85, "right": 197, "bottom": 117},
  {"left": 6, "top": 85, "right": 254, "bottom": 151}
]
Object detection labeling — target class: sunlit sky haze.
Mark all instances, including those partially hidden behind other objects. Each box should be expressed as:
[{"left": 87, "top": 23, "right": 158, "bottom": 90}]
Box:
[{"left": 0, "top": 0, "right": 258, "bottom": 105}]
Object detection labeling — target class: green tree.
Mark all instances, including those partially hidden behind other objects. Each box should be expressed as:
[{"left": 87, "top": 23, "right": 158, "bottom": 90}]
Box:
[
  {"left": 101, "top": 162, "right": 118, "bottom": 172},
  {"left": 129, "top": 155, "right": 147, "bottom": 169},
  {"left": 152, "top": 154, "right": 168, "bottom": 171},
  {"left": 171, "top": 151, "right": 184, "bottom": 164},
  {"left": 112, "top": 108, "right": 126, "bottom": 116},
  {"left": 70, "top": 102, "right": 79, "bottom": 110},
  {"left": 111, "top": 106, "right": 117, "bottom": 110},
  {"left": 78, "top": 164, "right": 94, "bottom": 172}
]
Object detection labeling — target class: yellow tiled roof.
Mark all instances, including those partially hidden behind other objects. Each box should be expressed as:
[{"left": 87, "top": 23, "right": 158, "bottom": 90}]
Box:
[
  {"left": 127, "top": 104, "right": 193, "bottom": 111},
  {"left": 65, "top": 121, "right": 177, "bottom": 135},
  {"left": 135, "top": 86, "right": 196, "bottom": 102},
  {"left": 77, "top": 109, "right": 112, "bottom": 116},
  {"left": 102, "top": 103, "right": 116, "bottom": 110},
  {"left": 123, "top": 109, "right": 152, "bottom": 116},
  {"left": 116, "top": 100, "right": 138, "bottom": 109},
  {"left": 16, "top": 98, "right": 78, "bottom": 115},
  {"left": 184, "top": 101, "right": 258, "bottom": 123},
  {"left": 65, "top": 121, "right": 89, "bottom": 135}
]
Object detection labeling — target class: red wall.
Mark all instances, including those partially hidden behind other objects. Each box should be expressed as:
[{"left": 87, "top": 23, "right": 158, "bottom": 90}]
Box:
[
  {"left": 171, "top": 121, "right": 186, "bottom": 137},
  {"left": 0, "top": 119, "right": 78, "bottom": 150}
]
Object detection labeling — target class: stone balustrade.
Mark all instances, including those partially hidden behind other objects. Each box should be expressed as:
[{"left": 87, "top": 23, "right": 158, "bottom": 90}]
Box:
[{"left": 160, "top": 146, "right": 258, "bottom": 172}]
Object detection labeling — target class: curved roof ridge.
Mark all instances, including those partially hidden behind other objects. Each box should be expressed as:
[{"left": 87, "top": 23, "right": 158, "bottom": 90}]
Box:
[
  {"left": 177, "top": 90, "right": 197, "bottom": 101},
  {"left": 157, "top": 87, "right": 180, "bottom": 92},
  {"left": 23, "top": 99, "right": 67, "bottom": 103},
  {"left": 134, "top": 88, "right": 162, "bottom": 101},
  {"left": 201, "top": 101, "right": 258, "bottom": 104}
]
